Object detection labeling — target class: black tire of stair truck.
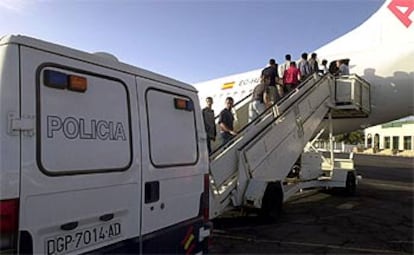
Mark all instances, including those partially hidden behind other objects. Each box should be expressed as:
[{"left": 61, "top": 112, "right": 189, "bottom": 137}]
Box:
[
  {"left": 259, "top": 181, "right": 283, "bottom": 222},
  {"left": 345, "top": 171, "right": 357, "bottom": 196},
  {"left": 287, "top": 156, "right": 301, "bottom": 178},
  {"left": 287, "top": 164, "right": 301, "bottom": 178}
]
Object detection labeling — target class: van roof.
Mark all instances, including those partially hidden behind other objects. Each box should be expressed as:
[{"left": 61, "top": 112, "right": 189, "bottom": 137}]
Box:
[{"left": 0, "top": 34, "right": 196, "bottom": 92}]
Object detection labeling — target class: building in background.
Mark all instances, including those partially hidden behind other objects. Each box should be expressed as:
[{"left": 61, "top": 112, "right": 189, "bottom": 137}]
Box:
[{"left": 364, "top": 117, "right": 414, "bottom": 155}]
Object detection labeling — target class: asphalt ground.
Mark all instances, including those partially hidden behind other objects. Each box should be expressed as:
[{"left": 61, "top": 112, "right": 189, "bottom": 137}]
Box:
[{"left": 209, "top": 154, "right": 414, "bottom": 254}]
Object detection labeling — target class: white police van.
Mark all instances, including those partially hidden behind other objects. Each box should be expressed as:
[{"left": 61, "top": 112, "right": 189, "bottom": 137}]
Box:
[{"left": 0, "top": 35, "right": 210, "bottom": 254}]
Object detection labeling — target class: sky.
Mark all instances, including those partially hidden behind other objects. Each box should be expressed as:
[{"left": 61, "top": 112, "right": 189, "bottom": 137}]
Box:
[{"left": 0, "top": 0, "right": 385, "bottom": 84}]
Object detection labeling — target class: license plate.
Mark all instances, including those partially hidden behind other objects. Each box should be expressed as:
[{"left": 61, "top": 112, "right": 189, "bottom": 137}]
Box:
[{"left": 45, "top": 221, "right": 121, "bottom": 255}]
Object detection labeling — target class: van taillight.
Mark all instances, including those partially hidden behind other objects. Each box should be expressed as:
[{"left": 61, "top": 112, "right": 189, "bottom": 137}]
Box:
[
  {"left": 0, "top": 199, "right": 18, "bottom": 232},
  {"left": 203, "top": 174, "right": 210, "bottom": 222},
  {"left": 0, "top": 198, "right": 19, "bottom": 251}
]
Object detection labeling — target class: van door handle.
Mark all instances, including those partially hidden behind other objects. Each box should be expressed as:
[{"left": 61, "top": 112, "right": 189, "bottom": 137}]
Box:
[
  {"left": 145, "top": 181, "right": 160, "bottom": 204},
  {"left": 60, "top": 221, "right": 78, "bottom": 231},
  {"left": 99, "top": 213, "right": 114, "bottom": 222}
]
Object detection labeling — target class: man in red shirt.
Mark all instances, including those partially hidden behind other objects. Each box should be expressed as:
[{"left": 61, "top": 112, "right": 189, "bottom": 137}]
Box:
[{"left": 283, "top": 61, "right": 301, "bottom": 94}]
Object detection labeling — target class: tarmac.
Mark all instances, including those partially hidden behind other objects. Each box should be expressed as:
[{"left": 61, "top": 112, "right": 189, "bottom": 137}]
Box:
[{"left": 210, "top": 154, "right": 413, "bottom": 254}]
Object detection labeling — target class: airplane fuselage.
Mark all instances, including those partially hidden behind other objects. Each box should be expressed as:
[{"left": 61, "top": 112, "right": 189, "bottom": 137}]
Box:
[{"left": 194, "top": 0, "right": 414, "bottom": 135}]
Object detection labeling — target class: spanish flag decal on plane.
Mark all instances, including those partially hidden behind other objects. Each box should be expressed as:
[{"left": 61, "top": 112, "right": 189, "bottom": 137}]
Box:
[{"left": 221, "top": 81, "right": 235, "bottom": 90}]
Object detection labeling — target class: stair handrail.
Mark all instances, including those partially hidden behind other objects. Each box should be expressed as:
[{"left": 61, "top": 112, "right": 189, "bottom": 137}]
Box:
[{"left": 210, "top": 73, "right": 330, "bottom": 157}]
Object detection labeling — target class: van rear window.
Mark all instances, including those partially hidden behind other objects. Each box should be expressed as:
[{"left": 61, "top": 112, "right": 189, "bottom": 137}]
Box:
[
  {"left": 37, "top": 67, "right": 132, "bottom": 175},
  {"left": 146, "top": 89, "right": 198, "bottom": 167}
]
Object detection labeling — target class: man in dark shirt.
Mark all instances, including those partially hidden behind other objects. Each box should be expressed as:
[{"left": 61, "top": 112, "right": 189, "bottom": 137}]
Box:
[
  {"left": 218, "top": 97, "right": 237, "bottom": 146},
  {"left": 308, "top": 52, "right": 319, "bottom": 74},
  {"left": 202, "top": 97, "right": 216, "bottom": 154},
  {"left": 261, "top": 58, "right": 280, "bottom": 103}
]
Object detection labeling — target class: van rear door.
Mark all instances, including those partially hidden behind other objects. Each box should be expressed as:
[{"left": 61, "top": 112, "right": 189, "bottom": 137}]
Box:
[
  {"left": 19, "top": 46, "right": 141, "bottom": 254},
  {"left": 136, "top": 77, "right": 208, "bottom": 254}
]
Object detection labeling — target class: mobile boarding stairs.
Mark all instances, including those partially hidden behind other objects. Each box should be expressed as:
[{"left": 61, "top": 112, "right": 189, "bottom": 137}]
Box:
[{"left": 208, "top": 73, "right": 370, "bottom": 219}]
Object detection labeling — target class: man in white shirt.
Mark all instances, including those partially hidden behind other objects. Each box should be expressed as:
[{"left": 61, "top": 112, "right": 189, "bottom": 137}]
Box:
[{"left": 278, "top": 54, "right": 291, "bottom": 78}]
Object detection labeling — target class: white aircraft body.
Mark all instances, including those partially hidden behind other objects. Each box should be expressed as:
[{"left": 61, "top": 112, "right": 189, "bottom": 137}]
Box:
[{"left": 194, "top": 0, "right": 414, "bottom": 134}]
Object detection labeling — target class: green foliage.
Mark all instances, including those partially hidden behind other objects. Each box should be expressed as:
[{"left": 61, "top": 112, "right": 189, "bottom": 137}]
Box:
[{"left": 335, "top": 130, "right": 364, "bottom": 145}]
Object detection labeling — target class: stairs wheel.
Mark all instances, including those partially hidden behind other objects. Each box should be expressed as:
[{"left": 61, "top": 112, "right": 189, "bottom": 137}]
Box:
[
  {"left": 345, "top": 171, "right": 357, "bottom": 196},
  {"left": 287, "top": 164, "right": 301, "bottom": 178}
]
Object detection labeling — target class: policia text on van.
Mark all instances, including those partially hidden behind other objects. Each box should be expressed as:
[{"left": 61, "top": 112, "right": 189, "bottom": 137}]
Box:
[{"left": 0, "top": 34, "right": 210, "bottom": 254}]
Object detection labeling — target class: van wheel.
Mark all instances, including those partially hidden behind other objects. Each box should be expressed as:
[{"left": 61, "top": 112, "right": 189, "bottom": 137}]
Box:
[
  {"left": 345, "top": 171, "right": 356, "bottom": 196},
  {"left": 259, "top": 182, "right": 283, "bottom": 222}
]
